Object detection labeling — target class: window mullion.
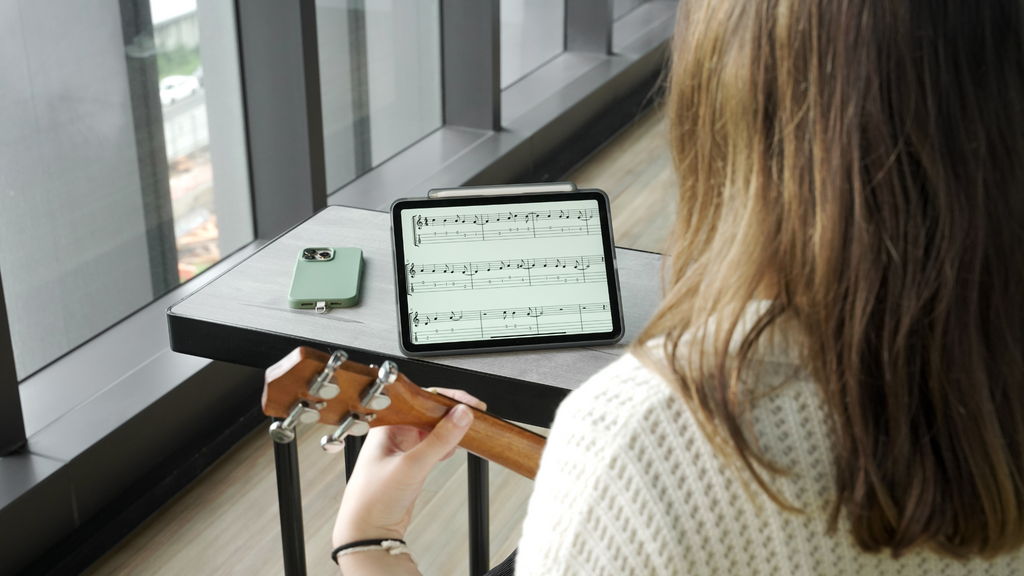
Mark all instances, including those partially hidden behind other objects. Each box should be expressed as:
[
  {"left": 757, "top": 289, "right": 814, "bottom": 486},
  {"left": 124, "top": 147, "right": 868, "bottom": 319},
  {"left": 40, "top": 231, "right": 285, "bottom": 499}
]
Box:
[
  {"left": 236, "top": 0, "right": 327, "bottom": 240},
  {"left": 119, "top": 0, "right": 180, "bottom": 296},
  {"left": 0, "top": 266, "right": 26, "bottom": 456},
  {"left": 441, "top": 0, "right": 502, "bottom": 131},
  {"left": 566, "top": 0, "right": 613, "bottom": 54}
]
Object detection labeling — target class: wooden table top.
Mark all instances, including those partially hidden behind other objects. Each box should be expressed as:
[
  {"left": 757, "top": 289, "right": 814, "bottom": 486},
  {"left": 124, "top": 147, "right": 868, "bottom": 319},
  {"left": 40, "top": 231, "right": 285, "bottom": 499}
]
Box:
[{"left": 168, "top": 205, "right": 663, "bottom": 426}]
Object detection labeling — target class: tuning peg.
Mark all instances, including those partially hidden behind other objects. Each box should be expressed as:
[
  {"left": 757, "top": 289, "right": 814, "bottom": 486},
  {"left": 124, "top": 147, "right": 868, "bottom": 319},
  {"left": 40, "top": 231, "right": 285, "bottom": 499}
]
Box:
[
  {"left": 269, "top": 402, "right": 305, "bottom": 443},
  {"left": 309, "top": 349, "right": 348, "bottom": 400},
  {"left": 360, "top": 360, "right": 399, "bottom": 410},
  {"left": 378, "top": 360, "right": 399, "bottom": 385},
  {"left": 319, "top": 438, "right": 343, "bottom": 453},
  {"left": 315, "top": 382, "right": 340, "bottom": 400},
  {"left": 298, "top": 405, "right": 321, "bottom": 424},
  {"left": 268, "top": 421, "right": 295, "bottom": 444},
  {"left": 320, "top": 412, "right": 372, "bottom": 453},
  {"left": 269, "top": 402, "right": 322, "bottom": 443}
]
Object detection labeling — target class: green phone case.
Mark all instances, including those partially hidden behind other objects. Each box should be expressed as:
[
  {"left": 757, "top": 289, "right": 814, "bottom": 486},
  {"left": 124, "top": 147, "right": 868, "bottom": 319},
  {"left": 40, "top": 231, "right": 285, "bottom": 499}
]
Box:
[{"left": 287, "top": 247, "right": 363, "bottom": 310}]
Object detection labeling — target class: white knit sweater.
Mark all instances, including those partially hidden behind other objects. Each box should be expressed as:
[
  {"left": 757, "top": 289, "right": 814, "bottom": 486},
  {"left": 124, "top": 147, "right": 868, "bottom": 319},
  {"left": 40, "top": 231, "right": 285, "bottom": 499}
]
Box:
[{"left": 515, "top": 333, "right": 1024, "bottom": 574}]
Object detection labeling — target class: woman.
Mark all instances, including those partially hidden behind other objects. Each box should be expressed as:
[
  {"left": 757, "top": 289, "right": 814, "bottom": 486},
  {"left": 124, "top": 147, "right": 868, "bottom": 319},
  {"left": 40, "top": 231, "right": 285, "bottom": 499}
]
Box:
[{"left": 332, "top": 0, "right": 1024, "bottom": 573}]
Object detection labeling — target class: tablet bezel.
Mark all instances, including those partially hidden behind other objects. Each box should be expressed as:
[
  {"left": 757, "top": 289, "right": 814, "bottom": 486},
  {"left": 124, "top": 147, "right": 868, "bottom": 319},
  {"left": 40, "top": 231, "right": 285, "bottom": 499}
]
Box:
[{"left": 390, "top": 189, "right": 625, "bottom": 357}]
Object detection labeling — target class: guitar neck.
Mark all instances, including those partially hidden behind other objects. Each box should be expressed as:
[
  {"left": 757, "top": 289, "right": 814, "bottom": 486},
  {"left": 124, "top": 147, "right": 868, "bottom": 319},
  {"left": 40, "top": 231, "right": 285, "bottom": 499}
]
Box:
[
  {"left": 374, "top": 378, "right": 546, "bottom": 480},
  {"left": 459, "top": 407, "right": 545, "bottom": 480}
]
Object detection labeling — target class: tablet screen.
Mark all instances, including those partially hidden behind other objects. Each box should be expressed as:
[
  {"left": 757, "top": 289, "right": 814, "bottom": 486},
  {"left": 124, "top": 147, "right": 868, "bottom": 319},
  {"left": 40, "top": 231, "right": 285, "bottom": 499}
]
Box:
[{"left": 391, "top": 191, "right": 623, "bottom": 355}]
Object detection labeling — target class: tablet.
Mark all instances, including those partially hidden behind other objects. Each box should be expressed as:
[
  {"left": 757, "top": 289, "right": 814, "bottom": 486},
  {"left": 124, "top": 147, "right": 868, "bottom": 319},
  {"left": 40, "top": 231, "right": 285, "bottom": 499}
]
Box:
[{"left": 390, "top": 190, "right": 624, "bottom": 356}]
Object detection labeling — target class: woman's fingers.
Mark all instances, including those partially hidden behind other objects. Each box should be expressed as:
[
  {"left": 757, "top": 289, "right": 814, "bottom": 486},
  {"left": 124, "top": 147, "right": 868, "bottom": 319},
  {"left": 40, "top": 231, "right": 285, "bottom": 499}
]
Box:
[
  {"left": 407, "top": 404, "right": 474, "bottom": 470},
  {"left": 426, "top": 387, "right": 487, "bottom": 411},
  {"left": 421, "top": 388, "right": 483, "bottom": 461}
]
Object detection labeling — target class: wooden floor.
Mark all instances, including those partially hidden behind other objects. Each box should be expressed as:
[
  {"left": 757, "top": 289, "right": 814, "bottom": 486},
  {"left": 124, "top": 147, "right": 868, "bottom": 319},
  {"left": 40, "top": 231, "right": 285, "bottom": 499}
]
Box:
[{"left": 84, "top": 106, "right": 676, "bottom": 576}]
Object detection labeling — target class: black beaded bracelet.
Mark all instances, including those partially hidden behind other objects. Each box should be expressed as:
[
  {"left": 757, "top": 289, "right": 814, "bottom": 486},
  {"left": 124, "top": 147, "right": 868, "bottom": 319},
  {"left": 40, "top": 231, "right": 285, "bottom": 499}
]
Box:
[{"left": 331, "top": 539, "right": 409, "bottom": 565}]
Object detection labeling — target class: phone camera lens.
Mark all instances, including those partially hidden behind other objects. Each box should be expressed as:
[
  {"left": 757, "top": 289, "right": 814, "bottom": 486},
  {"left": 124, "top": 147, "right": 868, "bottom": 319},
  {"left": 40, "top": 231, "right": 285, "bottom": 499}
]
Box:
[
  {"left": 317, "top": 251, "right": 332, "bottom": 260},
  {"left": 303, "top": 248, "right": 317, "bottom": 260}
]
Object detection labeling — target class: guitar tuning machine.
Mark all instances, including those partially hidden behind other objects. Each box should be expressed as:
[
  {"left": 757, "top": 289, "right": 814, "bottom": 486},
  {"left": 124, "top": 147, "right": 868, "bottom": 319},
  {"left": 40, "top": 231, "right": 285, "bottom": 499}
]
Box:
[
  {"left": 360, "top": 360, "right": 399, "bottom": 410},
  {"left": 269, "top": 401, "right": 322, "bottom": 444},
  {"left": 308, "top": 349, "right": 348, "bottom": 400},
  {"left": 320, "top": 412, "right": 374, "bottom": 453}
]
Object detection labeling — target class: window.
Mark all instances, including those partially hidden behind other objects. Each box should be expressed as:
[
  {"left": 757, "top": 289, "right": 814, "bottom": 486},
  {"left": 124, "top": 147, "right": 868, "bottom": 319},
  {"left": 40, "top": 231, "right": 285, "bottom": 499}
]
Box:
[
  {"left": 500, "top": 0, "right": 566, "bottom": 89},
  {"left": 317, "top": 0, "right": 443, "bottom": 193},
  {"left": 0, "top": 0, "right": 252, "bottom": 379}
]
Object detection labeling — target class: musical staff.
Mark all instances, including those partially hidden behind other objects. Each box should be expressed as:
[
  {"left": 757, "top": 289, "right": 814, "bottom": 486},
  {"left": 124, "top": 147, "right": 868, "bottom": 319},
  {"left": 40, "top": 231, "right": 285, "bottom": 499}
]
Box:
[
  {"left": 402, "top": 198, "right": 615, "bottom": 347},
  {"left": 405, "top": 254, "right": 606, "bottom": 295},
  {"left": 409, "top": 302, "right": 613, "bottom": 343},
  {"left": 411, "top": 208, "right": 599, "bottom": 246}
]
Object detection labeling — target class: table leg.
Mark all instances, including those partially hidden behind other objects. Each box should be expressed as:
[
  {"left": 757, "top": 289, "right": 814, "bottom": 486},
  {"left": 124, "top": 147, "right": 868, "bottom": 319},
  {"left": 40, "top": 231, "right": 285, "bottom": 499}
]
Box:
[
  {"left": 272, "top": 421, "right": 307, "bottom": 576},
  {"left": 468, "top": 453, "right": 490, "bottom": 576},
  {"left": 344, "top": 434, "right": 365, "bottom": 481}
]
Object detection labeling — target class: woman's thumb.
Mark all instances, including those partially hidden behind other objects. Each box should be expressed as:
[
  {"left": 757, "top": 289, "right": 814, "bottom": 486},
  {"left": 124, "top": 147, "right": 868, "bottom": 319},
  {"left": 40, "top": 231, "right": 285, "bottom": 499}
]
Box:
[{"left": 407, "top": 404, "right": 473, "bottom": 468}]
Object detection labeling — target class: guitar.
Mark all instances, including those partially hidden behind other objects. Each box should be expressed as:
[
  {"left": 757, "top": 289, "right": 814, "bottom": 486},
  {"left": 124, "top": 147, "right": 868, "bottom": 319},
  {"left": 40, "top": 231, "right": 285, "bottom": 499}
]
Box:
[{"left": 261, "top": 347, "right": 546, "bottom": 479}]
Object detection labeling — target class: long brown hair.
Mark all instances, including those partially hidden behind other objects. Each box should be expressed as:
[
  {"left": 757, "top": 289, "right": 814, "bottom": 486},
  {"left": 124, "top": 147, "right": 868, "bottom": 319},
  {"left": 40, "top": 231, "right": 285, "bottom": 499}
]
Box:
[{"left": 634, "top": 0, "right": 1024, "bottom": 558}]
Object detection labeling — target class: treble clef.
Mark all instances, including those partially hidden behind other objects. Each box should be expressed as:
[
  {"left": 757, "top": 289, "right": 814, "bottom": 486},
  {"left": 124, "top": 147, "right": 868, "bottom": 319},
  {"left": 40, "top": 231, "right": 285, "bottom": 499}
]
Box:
[
  {"left": 407, "top": 262, "right": 416, "bottom": 278},
  {"left": 411, "top": 311, "right": 420, "bottom": 327},
  {"left": 414, "top": 215, "right": 424, "bottom": 229}
]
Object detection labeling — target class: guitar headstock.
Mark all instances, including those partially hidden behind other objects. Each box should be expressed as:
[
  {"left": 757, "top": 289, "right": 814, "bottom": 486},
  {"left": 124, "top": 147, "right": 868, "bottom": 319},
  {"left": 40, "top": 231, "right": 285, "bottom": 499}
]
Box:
[{"left": 262, "top": 347, "right": 454, "bottom": 452}]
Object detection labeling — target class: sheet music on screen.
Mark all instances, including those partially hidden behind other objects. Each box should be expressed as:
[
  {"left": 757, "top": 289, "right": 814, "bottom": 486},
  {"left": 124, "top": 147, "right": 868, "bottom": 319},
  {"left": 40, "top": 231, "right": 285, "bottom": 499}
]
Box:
[{"left": 400, "top": 198, "right": 614, "bottom": 345}]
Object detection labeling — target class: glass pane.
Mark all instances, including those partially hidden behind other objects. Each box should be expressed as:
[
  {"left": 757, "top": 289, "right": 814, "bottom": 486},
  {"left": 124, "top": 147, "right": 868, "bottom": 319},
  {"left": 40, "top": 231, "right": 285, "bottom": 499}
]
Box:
[
  {"left": 317, "top": 1, "right": 362, "bottom": 190},
  {"left": 317, "top": 0, "right": 443, "bottom": 193},
  {"left": 0, "top": 0, "right": 252, "bottom": 379},
  {"left": 613, "top": 0, "right": 648, "bottom": 20},
  {"left": 500, "top": 0, "right": 565, "bottom": 90}
]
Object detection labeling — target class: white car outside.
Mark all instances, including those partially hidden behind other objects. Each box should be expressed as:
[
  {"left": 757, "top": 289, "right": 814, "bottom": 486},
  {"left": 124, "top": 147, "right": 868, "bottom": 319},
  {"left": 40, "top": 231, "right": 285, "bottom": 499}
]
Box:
[{"left": 159, "top": 75, "right": 200, "bottom": 106}]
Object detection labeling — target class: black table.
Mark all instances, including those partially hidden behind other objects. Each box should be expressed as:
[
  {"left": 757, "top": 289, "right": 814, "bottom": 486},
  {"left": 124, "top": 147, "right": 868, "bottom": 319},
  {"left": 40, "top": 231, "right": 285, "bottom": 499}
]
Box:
[{"left": 167, "top": 205, "right": 663, "bottom": 575}]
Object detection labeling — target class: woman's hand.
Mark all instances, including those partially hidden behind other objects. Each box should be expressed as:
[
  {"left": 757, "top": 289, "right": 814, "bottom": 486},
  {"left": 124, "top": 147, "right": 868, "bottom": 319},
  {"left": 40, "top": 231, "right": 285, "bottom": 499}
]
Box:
[{"left": 332, "top": 388, "right": 485, "bottom": 547}]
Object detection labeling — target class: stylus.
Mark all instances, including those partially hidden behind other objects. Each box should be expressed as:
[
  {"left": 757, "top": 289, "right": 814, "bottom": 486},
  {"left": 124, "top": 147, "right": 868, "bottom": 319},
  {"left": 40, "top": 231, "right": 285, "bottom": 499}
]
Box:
[{"left": 427, "top": 182, "right": 577, "bottom": 199}]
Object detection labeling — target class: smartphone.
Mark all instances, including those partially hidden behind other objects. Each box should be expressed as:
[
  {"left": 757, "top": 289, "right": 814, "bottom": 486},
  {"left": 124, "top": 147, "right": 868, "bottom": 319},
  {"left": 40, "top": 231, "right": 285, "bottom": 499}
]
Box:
[{"left": 287, "top": 247, "right": 363, "bottom": 313}]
